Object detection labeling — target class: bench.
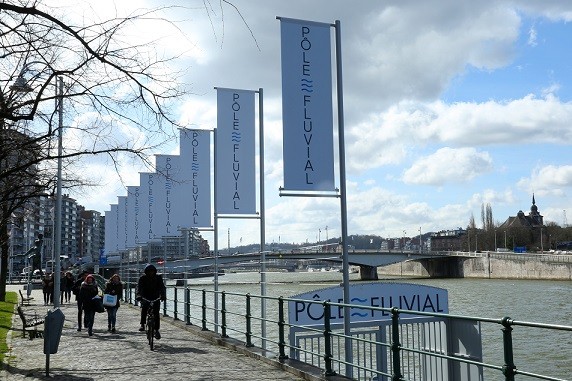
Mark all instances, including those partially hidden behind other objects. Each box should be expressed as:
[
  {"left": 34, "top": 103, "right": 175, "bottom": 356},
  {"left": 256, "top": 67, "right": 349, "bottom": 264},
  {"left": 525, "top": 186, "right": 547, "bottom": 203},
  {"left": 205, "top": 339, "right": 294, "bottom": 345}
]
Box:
[
  {"left": 16, "top": 306, "right": 44, "bottom": 339},
  {"left": 18, "top": 289, "right": 34, "bottom": 306}
]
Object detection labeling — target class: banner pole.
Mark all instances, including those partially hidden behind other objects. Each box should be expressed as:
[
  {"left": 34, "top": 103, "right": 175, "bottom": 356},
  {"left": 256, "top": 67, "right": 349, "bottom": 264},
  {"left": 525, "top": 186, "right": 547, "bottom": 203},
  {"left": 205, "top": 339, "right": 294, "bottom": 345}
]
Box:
[
  {"left": 258, "top": 88, "right": 267, "bottom": 350},
  {"left": 213, "top": 130, "right": 219, "bottom": 333},
  {"left": 334, "top": 19, "right": 353, "bottom": 377}
]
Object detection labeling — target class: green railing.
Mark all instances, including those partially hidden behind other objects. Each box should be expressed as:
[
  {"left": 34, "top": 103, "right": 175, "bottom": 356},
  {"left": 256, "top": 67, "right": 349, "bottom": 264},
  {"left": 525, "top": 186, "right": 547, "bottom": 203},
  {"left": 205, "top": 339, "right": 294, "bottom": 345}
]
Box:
[{"left": 122, "top": 282, "right": 572, "bottom": 381}]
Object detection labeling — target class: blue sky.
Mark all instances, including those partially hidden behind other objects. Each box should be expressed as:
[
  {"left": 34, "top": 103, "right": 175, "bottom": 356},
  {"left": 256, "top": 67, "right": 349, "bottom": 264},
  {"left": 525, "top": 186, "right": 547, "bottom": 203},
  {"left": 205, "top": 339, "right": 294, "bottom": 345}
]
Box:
[{"left": 55, "top": 1, "right": 572, "bottom": 246}]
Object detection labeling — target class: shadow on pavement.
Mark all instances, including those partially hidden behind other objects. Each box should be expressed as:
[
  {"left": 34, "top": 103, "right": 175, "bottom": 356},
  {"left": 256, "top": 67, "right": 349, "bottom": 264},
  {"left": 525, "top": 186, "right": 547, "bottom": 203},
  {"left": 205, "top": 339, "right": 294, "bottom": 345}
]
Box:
[{"left": 3, "top": 364, "right": 94, "bottom": 381}]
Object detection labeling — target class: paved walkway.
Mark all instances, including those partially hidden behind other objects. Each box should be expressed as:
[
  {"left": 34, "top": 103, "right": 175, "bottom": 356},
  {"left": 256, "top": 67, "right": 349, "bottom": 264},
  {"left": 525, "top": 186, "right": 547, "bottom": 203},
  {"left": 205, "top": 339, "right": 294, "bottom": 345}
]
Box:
[{"left": 3, "top": 285, "right": 332, "bottom": 381}]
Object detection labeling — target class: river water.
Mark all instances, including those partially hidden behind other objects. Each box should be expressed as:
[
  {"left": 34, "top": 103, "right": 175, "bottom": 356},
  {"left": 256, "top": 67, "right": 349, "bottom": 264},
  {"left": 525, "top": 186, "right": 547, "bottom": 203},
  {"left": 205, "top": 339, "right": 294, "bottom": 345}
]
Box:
[{"left": 182, "top": 271, "right": 571, "bottom": 380}]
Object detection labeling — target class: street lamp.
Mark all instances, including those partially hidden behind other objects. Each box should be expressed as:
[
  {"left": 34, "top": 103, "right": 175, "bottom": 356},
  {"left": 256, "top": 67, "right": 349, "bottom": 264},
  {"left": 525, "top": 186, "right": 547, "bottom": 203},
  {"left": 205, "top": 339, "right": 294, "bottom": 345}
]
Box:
[{"left": 12, "top": 67, "right": 64, "bottom": 308}]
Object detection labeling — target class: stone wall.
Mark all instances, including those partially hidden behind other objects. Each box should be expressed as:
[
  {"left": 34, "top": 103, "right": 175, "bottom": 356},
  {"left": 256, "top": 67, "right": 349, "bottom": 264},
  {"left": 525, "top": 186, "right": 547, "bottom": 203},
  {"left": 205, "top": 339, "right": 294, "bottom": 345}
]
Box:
[{"left": 377, "top": 256, "right": 572, "bottom": 280}]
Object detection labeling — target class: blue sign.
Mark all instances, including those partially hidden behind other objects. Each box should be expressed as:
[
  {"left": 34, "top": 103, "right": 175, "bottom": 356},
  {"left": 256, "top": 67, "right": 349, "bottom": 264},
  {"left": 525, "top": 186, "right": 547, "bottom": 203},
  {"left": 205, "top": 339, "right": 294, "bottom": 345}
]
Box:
[{"left": 99, "top": 249, "right": 107, "bottom": 265}]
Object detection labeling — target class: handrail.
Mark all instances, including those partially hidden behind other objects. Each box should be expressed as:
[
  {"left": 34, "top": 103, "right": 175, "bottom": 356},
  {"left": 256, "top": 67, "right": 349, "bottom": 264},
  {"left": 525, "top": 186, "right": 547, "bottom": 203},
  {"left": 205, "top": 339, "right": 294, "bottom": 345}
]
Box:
[{"left": 123, "top": 282, "right": 571, "bottom": 381}]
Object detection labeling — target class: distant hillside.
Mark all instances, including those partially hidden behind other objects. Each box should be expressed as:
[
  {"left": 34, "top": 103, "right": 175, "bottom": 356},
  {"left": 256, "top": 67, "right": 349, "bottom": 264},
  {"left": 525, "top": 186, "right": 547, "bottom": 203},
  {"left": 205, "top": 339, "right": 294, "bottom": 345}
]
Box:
[{"left": 222, "top": 233, "right": 431, "bottom": 254}]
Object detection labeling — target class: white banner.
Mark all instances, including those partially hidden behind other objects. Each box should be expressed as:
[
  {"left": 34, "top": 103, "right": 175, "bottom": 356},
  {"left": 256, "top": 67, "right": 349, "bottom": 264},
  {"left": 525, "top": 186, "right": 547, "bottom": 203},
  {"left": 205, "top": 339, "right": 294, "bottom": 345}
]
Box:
[
  {"left": 179, "top": 129, "right": 212, "bottom": 228},
  {"left": 126, "top": 186, "right": 138, "bottom": 248},
  {"left": 137, "top": 172, "right": 154, "bottom": 243},
  {"left": 153, "top": 155, "right": 180, "bottom": 236},
  {"left": 104, "top": 206, "right": 118, "bottom": 255},
  {"left": 280, "top": 18, "right": 335, "bottom": 191},
  {"left": 117, "top": 196, "right": 127, "bottom": 251},
  {"left": 216, "top": 88, "right": 256, "bottom": 214}
]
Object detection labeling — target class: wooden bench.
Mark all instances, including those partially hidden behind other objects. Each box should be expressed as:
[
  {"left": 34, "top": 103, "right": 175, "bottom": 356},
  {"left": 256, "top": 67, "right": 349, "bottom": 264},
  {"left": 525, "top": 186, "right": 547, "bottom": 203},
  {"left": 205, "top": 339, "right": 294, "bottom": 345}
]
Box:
[
  {"left": 18, "top": 289, "right": 34, "bottom": 306},
  {"left": 16, "top": 306, "right": 44, "bottom": 339}
]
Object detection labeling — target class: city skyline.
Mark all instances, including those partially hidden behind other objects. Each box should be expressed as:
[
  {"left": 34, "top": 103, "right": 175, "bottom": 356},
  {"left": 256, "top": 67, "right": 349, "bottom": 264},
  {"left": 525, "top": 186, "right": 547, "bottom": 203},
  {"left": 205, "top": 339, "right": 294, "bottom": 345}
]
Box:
[{"left": 48, "top": 1, "right": 571, "bottom": 247}]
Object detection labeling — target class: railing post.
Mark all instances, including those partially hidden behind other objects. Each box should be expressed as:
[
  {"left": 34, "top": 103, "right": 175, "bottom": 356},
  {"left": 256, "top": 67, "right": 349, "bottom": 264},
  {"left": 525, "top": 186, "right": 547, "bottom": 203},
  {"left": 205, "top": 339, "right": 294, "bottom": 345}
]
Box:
[
  {"left": 391, "top": 307, "right": 403, "bottom": 381},
  {"left": 201, "top": 289, "right": 208, "bottom": 331},
  {"left": 163, "top": 285, "right": 167, "bottom": 317},
  {"left": 278, "top": 296, "right": 288, "bottom": 360},
  {"left": 221, "top": 291, "right": 228, "bottom": 338},
  {"left": 323, "top": 301, "right": 336, "bottom": 376},
  {"left": 185, "top": 288, "right": 191, "bottom": 325},
  {"left": 173, "top": 287, "right": 178, "bottom": 320},
  {"left": 131, "top": 281, "right": 136, "bottom": 306},
  {"left": 501, "top": 317, "right": 516, "bottom": 381},
  {"left": 245, "top": 293, "right": 253, "bottom": 347}
]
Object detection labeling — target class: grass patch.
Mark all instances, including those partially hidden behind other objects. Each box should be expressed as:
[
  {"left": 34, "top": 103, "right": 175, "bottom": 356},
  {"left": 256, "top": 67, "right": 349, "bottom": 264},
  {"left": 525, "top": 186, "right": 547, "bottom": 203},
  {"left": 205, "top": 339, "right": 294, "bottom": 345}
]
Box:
[{"left": 0, "top": 292, "right": 17, "bottom": 365}]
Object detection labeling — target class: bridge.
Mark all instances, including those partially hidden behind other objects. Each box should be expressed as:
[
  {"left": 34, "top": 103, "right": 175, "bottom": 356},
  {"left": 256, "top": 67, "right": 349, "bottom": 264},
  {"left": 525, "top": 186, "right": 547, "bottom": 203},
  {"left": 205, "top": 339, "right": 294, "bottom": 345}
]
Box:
[{"left": 102, "top": 249, "right": 469, "bottom": 280}]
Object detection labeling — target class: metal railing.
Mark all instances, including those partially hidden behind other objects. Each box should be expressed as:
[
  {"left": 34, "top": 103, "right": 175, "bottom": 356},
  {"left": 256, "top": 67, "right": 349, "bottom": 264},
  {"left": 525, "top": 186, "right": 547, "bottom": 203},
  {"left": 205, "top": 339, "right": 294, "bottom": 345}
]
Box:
[{"left": 121, "top": 280, "right": 572, "bottom": 381}]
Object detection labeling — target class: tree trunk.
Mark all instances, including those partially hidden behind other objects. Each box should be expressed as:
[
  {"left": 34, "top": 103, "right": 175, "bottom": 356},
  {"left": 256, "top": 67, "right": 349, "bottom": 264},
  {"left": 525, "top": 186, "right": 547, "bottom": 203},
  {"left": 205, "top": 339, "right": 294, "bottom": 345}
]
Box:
[{"left": 0, "top": 205, "right": 10, "bottom": 301}]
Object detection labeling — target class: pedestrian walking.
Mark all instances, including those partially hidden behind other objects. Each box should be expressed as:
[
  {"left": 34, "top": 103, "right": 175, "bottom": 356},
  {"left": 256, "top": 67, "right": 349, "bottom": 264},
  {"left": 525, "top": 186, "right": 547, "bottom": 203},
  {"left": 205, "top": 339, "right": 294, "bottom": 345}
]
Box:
[
  {"left": 41, "top": 272, "right": 54, "bottom": 305},
  {"left": 78, "top": 274, "right": 99, "bottom": 336},
  {"left": 62, "top": 271, "right": 74, "bottom": 303},
  {"left": 72, "top": 270, "right": 89, "bottom": 331},
  {"left": 104, "top": 274, "right": 123, "bottom": 333}
]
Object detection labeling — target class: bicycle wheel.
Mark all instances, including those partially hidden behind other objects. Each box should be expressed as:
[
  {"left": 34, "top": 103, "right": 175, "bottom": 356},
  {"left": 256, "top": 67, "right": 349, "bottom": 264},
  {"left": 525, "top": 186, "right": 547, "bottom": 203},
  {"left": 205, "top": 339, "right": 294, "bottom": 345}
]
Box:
[{"left": 146, "top": 315, "right": 154, "bottom": 350}]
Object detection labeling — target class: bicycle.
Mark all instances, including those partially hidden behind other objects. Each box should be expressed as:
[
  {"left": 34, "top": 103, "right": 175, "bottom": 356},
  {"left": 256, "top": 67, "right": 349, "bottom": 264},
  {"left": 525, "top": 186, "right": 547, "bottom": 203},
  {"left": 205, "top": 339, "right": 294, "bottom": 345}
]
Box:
[{"left": 141, "top": 297, "right": 161, "bottom": 350}]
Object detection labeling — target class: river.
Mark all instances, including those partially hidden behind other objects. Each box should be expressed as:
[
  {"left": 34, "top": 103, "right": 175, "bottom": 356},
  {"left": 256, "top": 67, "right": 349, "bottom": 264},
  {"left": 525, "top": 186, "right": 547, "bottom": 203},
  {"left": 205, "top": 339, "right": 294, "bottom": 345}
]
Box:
[{"left": 180, "top": 271, "right": 572, "bottom": 380}]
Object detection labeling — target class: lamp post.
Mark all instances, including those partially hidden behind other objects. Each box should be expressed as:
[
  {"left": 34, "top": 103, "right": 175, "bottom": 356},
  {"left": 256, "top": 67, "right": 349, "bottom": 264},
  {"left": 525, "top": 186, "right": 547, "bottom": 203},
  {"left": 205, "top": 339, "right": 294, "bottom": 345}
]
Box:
[
  {"left": 12, "top": 67, "right": 63, "bottom": 308},
  {"left": 52, "top": 77, "right": 63, "bottom": 308}
]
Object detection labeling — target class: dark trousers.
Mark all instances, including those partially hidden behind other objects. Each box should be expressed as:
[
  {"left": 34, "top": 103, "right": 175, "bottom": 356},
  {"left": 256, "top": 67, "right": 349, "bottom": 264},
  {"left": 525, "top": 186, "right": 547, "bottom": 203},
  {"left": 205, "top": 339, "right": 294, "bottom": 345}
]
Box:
[
  {"left": 140, "top": 301, "right": 161, "bottom": 330},
  {"left": 107, "top": 306, "right": 119, "bottom": 327},
  {"left": 84, "top": 309, "right": 95, "bottom": 333},
  {"left": 77, "top": 300, "right": 83, "bottom": 328}
]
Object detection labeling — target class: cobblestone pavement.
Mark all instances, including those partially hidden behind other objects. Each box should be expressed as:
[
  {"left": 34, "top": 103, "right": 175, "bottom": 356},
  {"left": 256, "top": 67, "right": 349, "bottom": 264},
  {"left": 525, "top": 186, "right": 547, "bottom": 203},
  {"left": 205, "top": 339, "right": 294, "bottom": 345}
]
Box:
[{"left": 3, "top": 286, "right": 314, "bottom": 381}]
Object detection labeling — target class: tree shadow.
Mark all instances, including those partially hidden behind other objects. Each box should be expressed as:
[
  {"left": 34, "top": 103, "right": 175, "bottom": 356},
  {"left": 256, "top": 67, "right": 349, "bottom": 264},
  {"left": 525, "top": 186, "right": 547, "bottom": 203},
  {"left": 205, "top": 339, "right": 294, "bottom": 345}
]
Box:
[
  {"left": 154, "top": 343, "right": 208, "bottom": 355},
  {"left": 3, "top": 364, "right": 95, "bottom": 380}
]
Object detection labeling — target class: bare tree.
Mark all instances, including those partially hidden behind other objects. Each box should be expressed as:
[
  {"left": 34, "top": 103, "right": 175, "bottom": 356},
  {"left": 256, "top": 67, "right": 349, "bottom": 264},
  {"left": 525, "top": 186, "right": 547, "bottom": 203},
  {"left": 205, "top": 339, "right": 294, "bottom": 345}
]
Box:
[{"left": 0, "top": 0, "right": 240, "bottom": 300}]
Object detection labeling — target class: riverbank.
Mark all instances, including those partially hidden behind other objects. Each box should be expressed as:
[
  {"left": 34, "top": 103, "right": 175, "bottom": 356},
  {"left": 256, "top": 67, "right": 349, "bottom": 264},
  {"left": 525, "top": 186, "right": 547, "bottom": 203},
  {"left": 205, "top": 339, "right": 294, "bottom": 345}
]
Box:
[{"left": 377, "top": 254, "right": 572, "bottom": 280}]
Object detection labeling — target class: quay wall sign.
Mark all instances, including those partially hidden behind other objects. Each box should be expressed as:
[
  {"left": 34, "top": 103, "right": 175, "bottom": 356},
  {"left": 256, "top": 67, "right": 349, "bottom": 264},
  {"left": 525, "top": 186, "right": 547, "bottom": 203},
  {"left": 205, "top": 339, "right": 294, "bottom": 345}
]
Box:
[{"left": 288, "top": 283, "right": 449, "bottom": 326}]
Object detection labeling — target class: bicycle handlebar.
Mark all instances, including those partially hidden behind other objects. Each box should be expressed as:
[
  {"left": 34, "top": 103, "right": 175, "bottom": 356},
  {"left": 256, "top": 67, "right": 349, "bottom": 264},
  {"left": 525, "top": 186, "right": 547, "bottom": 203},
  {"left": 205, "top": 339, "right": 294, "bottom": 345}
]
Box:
[{"left": 140, "top": 297, "right": 161, "bottom": 305}]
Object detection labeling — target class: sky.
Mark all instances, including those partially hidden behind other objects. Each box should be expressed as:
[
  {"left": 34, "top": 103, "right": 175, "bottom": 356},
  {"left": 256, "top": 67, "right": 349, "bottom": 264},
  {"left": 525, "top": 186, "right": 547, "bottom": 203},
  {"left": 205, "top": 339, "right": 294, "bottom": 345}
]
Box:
[{"left": 54, "top": 0, "right": 572, "bottom": 248}]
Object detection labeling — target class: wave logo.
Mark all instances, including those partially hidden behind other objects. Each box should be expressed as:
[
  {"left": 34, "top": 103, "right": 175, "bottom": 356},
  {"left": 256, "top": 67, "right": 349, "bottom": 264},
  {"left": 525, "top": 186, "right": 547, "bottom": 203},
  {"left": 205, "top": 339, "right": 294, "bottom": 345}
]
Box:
[
  {"left": 350, "top": 297, "right": 369, "bottom": 318},
  {"left": 301, "top": 78, "right": 314, "bottom": 93},
  {"left": 191, "top": 163, "right": 200, "bottom": 171},
  {"left": 231, "top": 131, "right": 241, "bottom": 142}
]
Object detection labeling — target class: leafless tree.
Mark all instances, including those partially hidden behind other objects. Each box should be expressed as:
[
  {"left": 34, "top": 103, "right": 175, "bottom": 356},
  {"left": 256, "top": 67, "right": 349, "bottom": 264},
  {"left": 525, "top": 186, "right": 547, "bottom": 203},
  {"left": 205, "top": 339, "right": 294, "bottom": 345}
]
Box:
[{"left": 0, "top": 0, "right": 242, "bottom": 300}]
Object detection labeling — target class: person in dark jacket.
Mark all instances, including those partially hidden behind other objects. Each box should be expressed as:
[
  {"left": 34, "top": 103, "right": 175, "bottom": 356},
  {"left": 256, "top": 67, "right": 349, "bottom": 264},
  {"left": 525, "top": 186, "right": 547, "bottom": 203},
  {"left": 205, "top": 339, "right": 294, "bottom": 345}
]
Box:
[
  {"left": 41, "top": 272, "right": 54, "bottom": 305},
  {"left": 78, "top": 274, "right": 99, "bottom": 336},
  {"left": 61, "top": 271, "right": 74, "bottom": 304},
  {"left": 136, "top": 264, "right": 166, "bottom": 339},
  {"left": 72, "top": 270, "right": 89, "bottom": 332},
  {"left": 104, "top": 274, "right": 123, "bottom": 333}
]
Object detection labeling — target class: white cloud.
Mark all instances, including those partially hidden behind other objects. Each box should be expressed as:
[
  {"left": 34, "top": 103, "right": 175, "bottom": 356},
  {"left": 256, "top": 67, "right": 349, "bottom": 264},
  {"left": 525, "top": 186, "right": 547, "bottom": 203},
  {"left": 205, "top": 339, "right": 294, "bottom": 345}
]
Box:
[
  {"left": 528, "top": 25, "right": 538, "bottom": 46},
  {"left": 517, "top": 165, "right": 572, "bottom": 197},
  {"left": 344, "top": 93, "right": 572, "bottom": 175},
  {"left": 402, "top": 147, "right": 493, "bottom": 185}
]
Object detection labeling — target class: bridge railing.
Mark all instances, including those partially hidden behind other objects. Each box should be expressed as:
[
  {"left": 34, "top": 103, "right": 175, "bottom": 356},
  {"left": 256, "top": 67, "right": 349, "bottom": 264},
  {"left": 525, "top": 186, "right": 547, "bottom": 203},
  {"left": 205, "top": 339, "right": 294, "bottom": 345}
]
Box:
[{"left": 122, "top": 282, "right": 571, "bottom": 381}]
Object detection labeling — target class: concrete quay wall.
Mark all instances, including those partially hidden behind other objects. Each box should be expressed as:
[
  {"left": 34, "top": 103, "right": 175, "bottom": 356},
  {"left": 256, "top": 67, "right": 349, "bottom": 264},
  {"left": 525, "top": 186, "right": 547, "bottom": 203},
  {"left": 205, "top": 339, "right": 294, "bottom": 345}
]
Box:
[{"left": 376, "top": 255, "right": 572, "bottom": 280}]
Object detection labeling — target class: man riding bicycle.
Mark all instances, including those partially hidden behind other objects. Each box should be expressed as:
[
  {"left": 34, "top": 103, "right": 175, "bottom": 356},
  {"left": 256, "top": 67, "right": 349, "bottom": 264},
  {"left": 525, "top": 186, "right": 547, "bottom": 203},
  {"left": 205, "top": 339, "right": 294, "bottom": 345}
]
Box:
[{"left": 136, "top": 264, "right": 166, "bottom": 339}]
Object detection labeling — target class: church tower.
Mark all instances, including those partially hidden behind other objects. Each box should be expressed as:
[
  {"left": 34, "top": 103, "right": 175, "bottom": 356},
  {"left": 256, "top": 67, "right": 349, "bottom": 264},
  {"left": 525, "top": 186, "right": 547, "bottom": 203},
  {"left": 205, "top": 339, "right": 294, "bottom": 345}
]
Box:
[{"left": 528, "top": 194, "right": 543, "bottom": 226}]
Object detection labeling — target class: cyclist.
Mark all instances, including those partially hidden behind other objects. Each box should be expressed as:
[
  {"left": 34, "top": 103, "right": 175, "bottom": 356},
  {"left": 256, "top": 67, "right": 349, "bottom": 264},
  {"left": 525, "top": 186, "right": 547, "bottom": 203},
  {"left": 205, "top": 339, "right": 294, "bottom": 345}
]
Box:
[{"left": 136, "top": 264, "right": 166, "bottom": 339}]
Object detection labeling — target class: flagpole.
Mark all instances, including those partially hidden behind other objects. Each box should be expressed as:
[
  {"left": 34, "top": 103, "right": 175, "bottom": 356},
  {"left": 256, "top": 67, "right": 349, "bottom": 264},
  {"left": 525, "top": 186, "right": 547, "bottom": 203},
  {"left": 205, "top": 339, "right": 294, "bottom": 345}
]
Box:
[
  {"left": 258, "top": 88, "right": 267, "bottom": 349},
  {"left": 334, "top": 19, "right": 353, "bottom": 376}
]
